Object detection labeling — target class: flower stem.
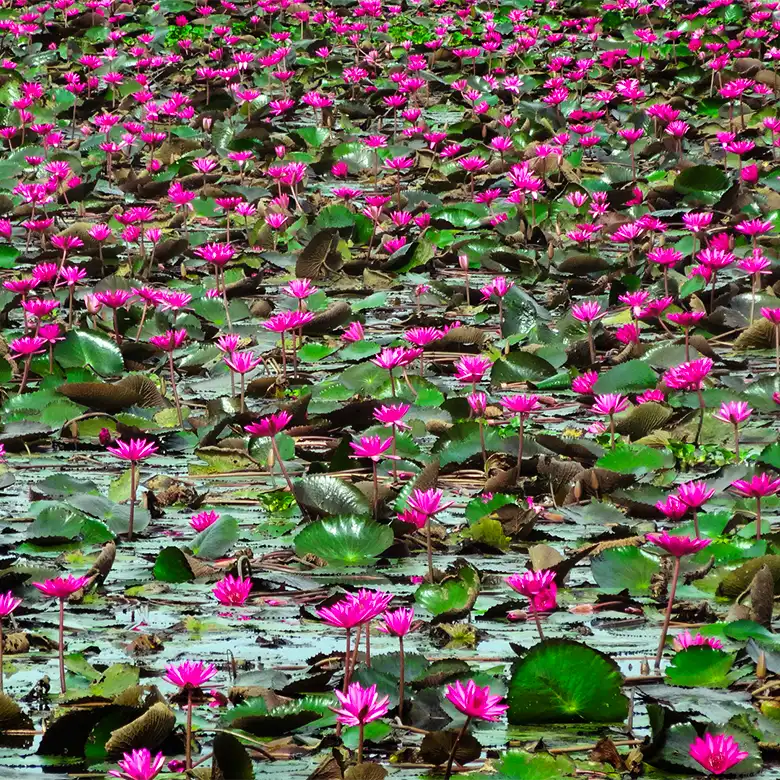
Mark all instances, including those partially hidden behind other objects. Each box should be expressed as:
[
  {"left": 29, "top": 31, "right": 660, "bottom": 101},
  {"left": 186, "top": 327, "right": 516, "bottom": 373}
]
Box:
[
  {"left": 609, "top": 415, "right": 615, "bottom": 450},
  {"left": 168, "top": 352, "right": 183, "bottom": 427},
  {"left": 692, "top": 509, "right": 700, "bottom": 539},
  {"left": 654, "top": 556, "right": 681, "bottom": 670},
  {"left": 58, "top": 598, "right": 66, "bottom": 694},
  {"left": 444, "top": 716, "right": 471, "bottom": 780},
  {"left": 343, "top": 629, "right": 351, "bottom": 694},
  {"left": 532, "top": 601, "right": 545, "bottom": 642},
  {"left": 128, "top": 461, "right": 137, "bottom": 542},
  {"left": 271, "top": 436, "right": 295, "bottom": 495},
  {"left": 516, "top": 418, "right": 524, "bottom": 485},
  {"left": 372, "top": 461, "right": 379, "bottom": 520},
  {"left": 587, "top": 324, "right": 595, "bottom": 364},
  {"left": 694, "top": 388, "right": 705, "bottom": 447},
  {"left": 398, "top": 636, "right": 405, "bottom": 721},
  {"left": 357, "top": 721, "right": 365, "bottom": 764},
  {"left": 186, "top": 688, "right": 193, "bottom": 770},
  {"left": 426, "top": 515, "right": 434, "bottom": 583},
  {"left": 756, "top": 497, "right": 762, "bottom": 542},
  {"left": 0, "top": 618, "right": 5, "bottom": 694}
]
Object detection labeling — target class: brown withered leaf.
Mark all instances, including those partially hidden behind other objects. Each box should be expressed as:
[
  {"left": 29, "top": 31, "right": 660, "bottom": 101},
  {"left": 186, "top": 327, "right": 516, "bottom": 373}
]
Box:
[
  {"left": 105, "top": 702, "right": 176, "bottom": 757},
  {"left": 590, "top": 737, "right": 626, "bottom": 771},
  {"left": 750, "top": 564, "right": 775, "bottom": 627},
  {"left": 296, "top": 229, "right": 340, "bottom": 279}
]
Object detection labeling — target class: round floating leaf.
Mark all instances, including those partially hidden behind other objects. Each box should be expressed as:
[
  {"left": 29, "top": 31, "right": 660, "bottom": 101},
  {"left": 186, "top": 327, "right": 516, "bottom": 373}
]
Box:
[
  {"left": 591, "top": 546, "right": 660, "bottom": 592},
  {"left": 664, "top": 647, "right": 736, "bottom": 689},
  {"left": 294, "top": 516, "right": 393, "bottom": 566},
  {"left": 153, "top": 546, "right": 195, "bottom": 583},
  {"left": 415, "top": 565, "right": 480, "bottom": 621},
  {"left": 490, "top": 352, "right": 556, "bottom": 384},
  {"left": 342, "top": 721, "right": 392, "bottom": 750},
  {"left": 674, "top": 165, "right": 730, "bottom": 194},
  {"left": 595, "top": 445, "right": 673, "bottom": 475},
  {"left": 496, "top": 751, "right": 575, "bottom": 780},
  {"left": 189, "top": 515, "right": 238, "bottom": 560},
  {"left": 293, "top": 475, "right": 371, "bottom": 517},
  {"left": 507, "top": 639, "right": 628, "bottom": 725},
  {"left": 432, "top": 422, "right": 546, "bottom": 467},
  {"left": 593, "top": 360, "right": 657, "bottom": 394},
  {"left": 55, "top": 330, "right": 124, "bottom": 377}
]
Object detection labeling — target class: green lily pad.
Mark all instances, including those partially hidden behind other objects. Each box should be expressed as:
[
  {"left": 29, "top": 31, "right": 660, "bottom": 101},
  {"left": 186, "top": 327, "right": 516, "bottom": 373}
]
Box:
[
  {"left": 591, "top": 546, "right": 660, "bottom": 592},
  {"left": 507, "top": 639, "right": 628, "bottom": 725},
  {"left": 664, "top": 647, "right": 736, "bottom": 689},
  {"left": 294, "top": 516, "right": 393, "bottom": 566}
]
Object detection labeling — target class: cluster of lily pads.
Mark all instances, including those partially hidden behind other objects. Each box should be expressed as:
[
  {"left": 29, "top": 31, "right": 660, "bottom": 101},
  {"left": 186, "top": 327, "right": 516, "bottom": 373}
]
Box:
[{"left": 2, "top": 0, "right": 780, "bottom": 775}]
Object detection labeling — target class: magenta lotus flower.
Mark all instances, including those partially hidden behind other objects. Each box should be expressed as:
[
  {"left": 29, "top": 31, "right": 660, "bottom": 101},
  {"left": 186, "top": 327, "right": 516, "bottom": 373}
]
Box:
[
  {"left": 34, "top": 575, "right": 89, "bottom": 694},
  {"left": 445, "top": 679, "right": 508, "bottom": 722},
  {"left": 689, "top": 734, "right": 749, "bottom": 776},
  {"left": 442, "top": 680, "right": 507, "bottom": 779},
  {"left": 164, "top": 660, "right": 218, "bottom": 770},
  {"left": 572, "top": 370, "right": 598, "bottom": 395},
  {"left": 283, "top": 278, "right": 318, "bottom": 302},
  {"left": 0, "top": 591, "right": 20, "bottom": 695},
  {"left": 224, "top": 349, "right": 262, "bottom": 410},
  {"left": 348, "top": 589, "right": 393, "bottom": 623},
  {"left": 33, "top": 574, "right": 89, "bottom": 599},
  {"left": 731, "top": 473, "right": 780, "bottom": 541},
  {"left": 373, "top": 403, "right": 410, "bottom": 429},
  {"left": 664, "top": 358, "right": 713, "bottom": 391},
  {"left": 675, "top": 480, "right": 714, "bottom": 537},
  {"left": 373, "top": 403, "right": 410, "bottom": 479},
  {"left": 454, "top": 355, "right": 493, "bottom": 388},
  {"left": 149, "top": 329, "right": 187, "bottom": 425},
  {"left": 107, "top": 439, "right": 157, "bottom": 541},
  {"left": 109, "top": 748, "right": 165, "bottom": 780},
  {"left": 713, "top": 401, "right": 752, "bottom": 460},
  {"left": 350, "top": 435, "right": 394, "bottom": 462},
  {"left": 212, "top": 575, "right": 252, "bottom": 607},
  {"left": 637, "top": 389, "right": 665, "bottom": 404},
  {"left": 245, "top": 411, "right": 293, "bottom": 438},
  {"left": 571, "top": 300, "right": 603, "bottom": 363},
  {"left": 245, "top": 412, "right": 295, "bottom": 494},
  {"left": 656, "top": 495, "right": 688, "bottom": 521},
  {"left": 676, "top": 480, "right": 715, "bottom": 509},
  {"left": 316, "top": 599, "right": 365, "bottom": 631},
  {"left": 591, "top": 393, "right": 629, "bottom": 448},
  {"left": 647, "top": 531, "right": 711, "bottom": 558},
  {"left": 191, "top": 510, "right": 219, "bottom": 532},
  {"left": 397, "top": 508, "right": 427, "bottom": 530},
  {"left": 377, "top": 606, "right": 414, "bottom": 719},
  {"left": 0, "top": 592, "right": 21, "bottom": 619},
  {"left": 317, "top": 598, "right": 369, "bottom": 692},
  {"left": 10, "top": 335, "right": 46, "bottom": 394},
  {"left": 408, "top": 488, "right": 454, "bottom": 582},
  {"left": 331, "top": 682, "right": 389, "bottom": 761},
  {"left": 673, "top": 631, "right": 724, "bottom": 652},
  {"left": 377, "top": 607, "right": 414, "bottom": 638},
  {"left": 342, "top": 322, "right": 364, "bottom": 342},
  {"left": 407, "top": 488, "right": 454, "bottom": 518},
  {"left": 506, "top": 569, "right": 557, "bottom": 640}
]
